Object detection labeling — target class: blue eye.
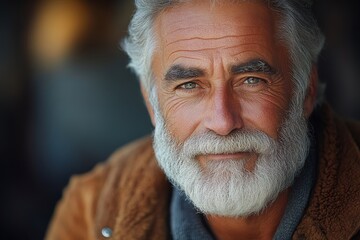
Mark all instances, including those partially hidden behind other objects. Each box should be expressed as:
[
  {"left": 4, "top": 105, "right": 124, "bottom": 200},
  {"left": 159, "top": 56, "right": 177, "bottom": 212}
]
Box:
[
  {"left": 244, "top": 77, "right": 261, "bottom": 84},
  {"left": 180, "top": 82, "right": 198, "bottom": 89}
]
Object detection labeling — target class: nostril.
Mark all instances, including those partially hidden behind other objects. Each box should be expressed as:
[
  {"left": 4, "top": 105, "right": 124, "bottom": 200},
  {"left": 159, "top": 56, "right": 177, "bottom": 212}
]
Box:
[{"left": 204, "top": 110, "right": 243, "bottom": 136}]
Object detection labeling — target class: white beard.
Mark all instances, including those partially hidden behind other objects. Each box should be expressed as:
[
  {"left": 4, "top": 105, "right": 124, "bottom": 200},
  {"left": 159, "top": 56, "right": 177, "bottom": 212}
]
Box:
[{"left": 151, "top": 90, "right": 310, "bottom": 217}]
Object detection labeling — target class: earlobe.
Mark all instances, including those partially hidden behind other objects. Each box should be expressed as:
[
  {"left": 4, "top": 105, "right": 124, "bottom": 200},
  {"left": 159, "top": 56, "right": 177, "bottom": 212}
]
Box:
[
  {"left": 140, "top": 84, "right": 156, "bottom": 127},
  {"left": 303, "top": 66, "right": 318, "bottom": 118}
]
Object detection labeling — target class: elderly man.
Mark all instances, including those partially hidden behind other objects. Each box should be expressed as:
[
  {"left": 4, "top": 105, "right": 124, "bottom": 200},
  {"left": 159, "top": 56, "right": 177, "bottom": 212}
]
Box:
[{"left": 46, "top": 0, "right": 360, "bottom": 239}]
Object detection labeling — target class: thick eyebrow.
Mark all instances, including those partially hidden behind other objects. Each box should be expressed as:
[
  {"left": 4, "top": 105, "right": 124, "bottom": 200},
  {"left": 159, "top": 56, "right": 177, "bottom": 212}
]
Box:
[
  {"left": 164, "top": 64, "right": 205, "bottom": 81},
  {"left": 230, "top": 59, "right": 277, "bottom": 75}
]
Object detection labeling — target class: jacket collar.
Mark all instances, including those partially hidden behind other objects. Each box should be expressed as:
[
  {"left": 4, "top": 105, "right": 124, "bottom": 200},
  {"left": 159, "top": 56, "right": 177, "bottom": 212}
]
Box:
[{"left": 294, "top": 104, "right": 360, "bottom": 239}]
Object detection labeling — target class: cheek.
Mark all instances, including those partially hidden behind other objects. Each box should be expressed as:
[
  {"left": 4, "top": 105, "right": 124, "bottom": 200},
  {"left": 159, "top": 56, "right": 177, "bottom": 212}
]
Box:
[
  {"left": 160, "top": 96, "right": 204, "bottom": 142},
  {"left": 242, "top": 102, "right": 286, "bottom": 138},
  {"left": 240, "top": 89, "right": 292, "bottom": 139},
  {"left": 237, "top": 75, "right": 293, "bottom": 138}
]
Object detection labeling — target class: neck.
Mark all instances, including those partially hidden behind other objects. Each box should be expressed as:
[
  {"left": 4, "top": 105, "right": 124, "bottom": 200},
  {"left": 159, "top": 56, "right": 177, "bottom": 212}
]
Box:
[{"left": 205, "top": 189, "right": 290, "bottom": 240}]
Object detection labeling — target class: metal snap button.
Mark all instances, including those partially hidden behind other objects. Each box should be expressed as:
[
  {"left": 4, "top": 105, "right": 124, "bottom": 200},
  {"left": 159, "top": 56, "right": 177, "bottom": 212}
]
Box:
[{"left": 101, "top": 227, "right": 112, "bottom": 238}]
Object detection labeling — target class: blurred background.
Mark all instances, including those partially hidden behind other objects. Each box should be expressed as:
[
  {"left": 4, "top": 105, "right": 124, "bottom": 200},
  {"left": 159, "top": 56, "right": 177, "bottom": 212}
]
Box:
[{"left": 0, "top": 0, "right": 359, "bottom": 239}]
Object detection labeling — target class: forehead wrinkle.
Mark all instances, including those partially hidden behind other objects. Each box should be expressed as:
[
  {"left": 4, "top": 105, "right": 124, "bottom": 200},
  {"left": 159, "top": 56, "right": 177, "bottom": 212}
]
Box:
[
  {"left": 229, "top": 50, "right": 268, "bottom": 60},
  {"left": 165, "top": 34, "right": 265, "bottom": 49},
  {"left": 166, "top": 30, "right": 265, "bottom": 40},
  {"left": 165, "top": 24, "right": 262, "bottom": 36},
  {"left": 164, "top": 25, "right": 269, "bottom": 45},
  {"left": 164, "top": 35, "right": 269, "bottom": 53},
  {"left": 223, "top": 43, "right": 272, "bottom": 55},
  {"left": 221, "top": 42, "right": 269, "bottom": 49},
  {"left": 167, "top": 48, "right": 228, "bottom": 63},
  {"left": 170, "top": 55, "right": 203, "bottom": 63},
  {"left": 165, "top": 42, "right": 269, "bottom": 62}
]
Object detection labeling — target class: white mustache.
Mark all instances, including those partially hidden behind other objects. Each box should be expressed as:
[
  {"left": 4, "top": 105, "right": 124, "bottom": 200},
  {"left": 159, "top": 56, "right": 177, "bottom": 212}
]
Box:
[{"left": 180, "top": 129, "right": 276, "bottom": 157}]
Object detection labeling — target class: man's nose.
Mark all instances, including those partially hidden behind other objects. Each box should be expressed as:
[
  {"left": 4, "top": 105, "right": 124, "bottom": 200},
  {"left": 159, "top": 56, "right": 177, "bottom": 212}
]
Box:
[{"left": 203, "top": 88, "right": 243, "bottom": 136}]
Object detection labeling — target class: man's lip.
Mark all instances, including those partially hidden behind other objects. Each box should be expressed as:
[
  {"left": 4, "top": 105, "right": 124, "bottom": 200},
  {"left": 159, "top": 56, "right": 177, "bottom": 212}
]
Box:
[{"left": 197, "top": 152, "right": 255, "bottom": 161}]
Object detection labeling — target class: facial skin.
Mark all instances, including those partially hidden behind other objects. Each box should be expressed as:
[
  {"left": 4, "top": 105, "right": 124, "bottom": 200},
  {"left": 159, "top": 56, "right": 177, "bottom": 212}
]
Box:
[
  {"left": 144, "top": 1, "right": 317, "bottom": 238},
  {"left": 149, "top": 1, "right": 301, "bottom": 169}
]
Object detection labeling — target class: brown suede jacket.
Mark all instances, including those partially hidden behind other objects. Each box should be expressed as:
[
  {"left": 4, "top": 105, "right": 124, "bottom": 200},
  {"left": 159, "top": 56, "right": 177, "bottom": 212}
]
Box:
[{"left": 46, "top": 104, "right": 360, "bottom": 240}]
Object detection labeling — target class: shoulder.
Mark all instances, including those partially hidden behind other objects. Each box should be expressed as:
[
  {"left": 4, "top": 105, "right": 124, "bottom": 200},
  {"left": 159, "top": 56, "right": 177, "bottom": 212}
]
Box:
[
  {"left": 295, "top": 104, "right": 360, "bottom": 239},
  {"left": 60, "top": 135, "right": 155, "bottom": 210},
  {"left": 46, "top": 135, "right": 160, "bottom": 239}
]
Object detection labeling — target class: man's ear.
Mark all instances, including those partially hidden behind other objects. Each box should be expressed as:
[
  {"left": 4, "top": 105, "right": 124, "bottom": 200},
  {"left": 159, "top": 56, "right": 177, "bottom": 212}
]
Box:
[
  {"left": 303, "top": 65, "right": 318, "bottom": 118},
  {"left": 140, "top": 84, "right": 156, "bottom": 127}
]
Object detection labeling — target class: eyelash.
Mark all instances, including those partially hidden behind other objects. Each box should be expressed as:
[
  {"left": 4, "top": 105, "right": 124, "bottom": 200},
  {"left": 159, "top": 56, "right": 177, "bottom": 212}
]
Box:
[
  {"left": 243, "top": 77, "right": 266, "bottom": 86},
  {"left": 176, "top": 81, "right": 199, "bottom": 91},
  {"left": 175, "top": 77, "right": 268, "bottom": 92}
]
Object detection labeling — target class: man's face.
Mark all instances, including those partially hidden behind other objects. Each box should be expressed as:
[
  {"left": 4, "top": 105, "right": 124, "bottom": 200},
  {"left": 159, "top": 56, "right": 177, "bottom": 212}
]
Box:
[
  {"left": 147, "top": 1, "right": 312, "bottom": 216},
  {"left": 151, "top": 1, "right": 294, "bottom": 168}
]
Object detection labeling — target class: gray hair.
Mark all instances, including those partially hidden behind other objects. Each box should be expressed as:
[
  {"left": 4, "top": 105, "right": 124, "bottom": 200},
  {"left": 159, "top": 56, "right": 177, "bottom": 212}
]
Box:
[{"left": 122, "top": 0, "right": 325, "bottom": 107}]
